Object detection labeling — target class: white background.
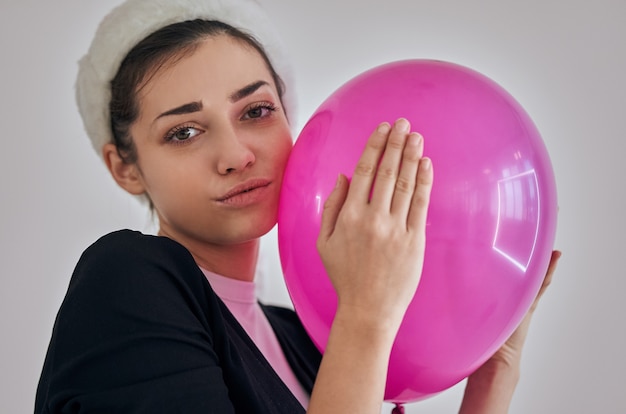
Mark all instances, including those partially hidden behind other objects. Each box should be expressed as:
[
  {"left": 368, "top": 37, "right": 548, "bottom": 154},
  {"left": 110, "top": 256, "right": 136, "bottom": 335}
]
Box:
[{"left": 1, "top": 0, "right": 624, "bottom": 413}]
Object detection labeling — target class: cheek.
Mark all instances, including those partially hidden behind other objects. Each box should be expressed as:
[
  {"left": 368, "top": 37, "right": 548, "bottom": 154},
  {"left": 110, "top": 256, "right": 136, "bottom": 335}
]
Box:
[
  {"left": 276, "top": 129, "right": 294, "bottom": 162},
  {"left": 137, "top": 156, "right": 193, "bottom": 205},
  {"left": 281, "top": 135, "right": 294, "bottom": 158}
]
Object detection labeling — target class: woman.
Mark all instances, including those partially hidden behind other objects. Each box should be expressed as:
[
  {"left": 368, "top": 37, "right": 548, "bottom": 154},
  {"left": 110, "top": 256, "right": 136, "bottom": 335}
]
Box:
[{"left": 35, "top": 0, "right": 560, "bottom": 413}]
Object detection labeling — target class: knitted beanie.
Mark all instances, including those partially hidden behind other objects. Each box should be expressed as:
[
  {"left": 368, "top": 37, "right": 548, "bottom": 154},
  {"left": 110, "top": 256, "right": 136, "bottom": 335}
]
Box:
[{"left": 76, "top": 0, "right": 295, "bottom": 160}]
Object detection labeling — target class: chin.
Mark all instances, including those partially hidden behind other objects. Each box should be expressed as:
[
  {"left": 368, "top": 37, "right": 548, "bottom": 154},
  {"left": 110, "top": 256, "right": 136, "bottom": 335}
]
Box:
[
  {"left": 255, "top": 217, "right": 278, "bottom": 238},
  {"left": 229, "top": 216, "right": 277, "bottom": 244}
]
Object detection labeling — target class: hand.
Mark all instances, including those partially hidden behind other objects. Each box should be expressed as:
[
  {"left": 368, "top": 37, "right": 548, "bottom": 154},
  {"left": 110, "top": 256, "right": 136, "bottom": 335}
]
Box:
[
  {"left": 459, "top": 250, "right": 562, "bottom": 414},
  {"left": 481, "top": 250, "right": 561, "bottom": 372},
  {"left": 316, "top": 118, "right": 434, "bottom": 331},
  {"left": 308, "top": 119, "right": 433, "bottom": 414}
]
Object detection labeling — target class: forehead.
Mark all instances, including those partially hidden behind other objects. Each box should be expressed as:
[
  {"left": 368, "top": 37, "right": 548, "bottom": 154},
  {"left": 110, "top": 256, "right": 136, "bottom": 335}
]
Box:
[{"left": 137, "top": 35, "right": 276, "bottom": 111}]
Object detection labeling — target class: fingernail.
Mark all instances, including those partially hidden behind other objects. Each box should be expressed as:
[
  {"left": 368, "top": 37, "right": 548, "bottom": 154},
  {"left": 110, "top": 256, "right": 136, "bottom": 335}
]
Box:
[
  {"left": 421, "top": 157, "right": 431, "bottom": 170},
  {"left": 335, "top": 174, "right": 343, "bottom": 188},
  {"left": 408, "top": 132, "right": 422, "bottom": 147},
  {"left": 395, "top": 118, "right": 410, "bottom": 132},
  {"left": 377, "top": 122, "right": 391, "bottom": 134}
]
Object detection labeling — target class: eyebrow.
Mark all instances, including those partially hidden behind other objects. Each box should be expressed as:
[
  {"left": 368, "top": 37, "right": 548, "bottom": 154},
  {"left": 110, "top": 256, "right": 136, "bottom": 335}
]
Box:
[
  {"left": 156, "top": 101, "right": 203, "bottom": 120},
  {"left": 154, "top": 80, "right": 270, "bottom": 122},
  {"left": 229, "top": 80, "right": 269, "bottom": 103}
]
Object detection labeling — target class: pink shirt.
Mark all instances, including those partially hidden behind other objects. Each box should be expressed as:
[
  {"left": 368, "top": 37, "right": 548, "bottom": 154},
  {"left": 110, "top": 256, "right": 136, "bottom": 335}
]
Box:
[{"left": 201, "top": 269, "right": 309, "bottom": 408}]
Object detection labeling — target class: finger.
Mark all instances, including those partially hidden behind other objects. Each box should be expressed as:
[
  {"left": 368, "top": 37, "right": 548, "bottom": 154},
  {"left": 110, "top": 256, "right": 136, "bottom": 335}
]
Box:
[
  {"left": 318, "top": 174, "right": 349, "bottom": 243},
  {"left": 407, "top": 157, "right": 433, "bottom": 231},
  {"left": 345, "top": 122, "right": 390, "bottom": 205},
  {"left": 390, "top": 132, "right": 423, "bottom": 217},
  {"left": 369, "top": 118, "right": 412, "bottom": 210},
  {"left": 529, "top": 250, "right": 561, "bottom": 312}
]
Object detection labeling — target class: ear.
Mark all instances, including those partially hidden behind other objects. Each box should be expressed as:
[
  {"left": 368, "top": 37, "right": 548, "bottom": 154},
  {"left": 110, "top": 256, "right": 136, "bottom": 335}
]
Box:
[{"left": 102, "top": 143, "right": 146, "bottom": 195}]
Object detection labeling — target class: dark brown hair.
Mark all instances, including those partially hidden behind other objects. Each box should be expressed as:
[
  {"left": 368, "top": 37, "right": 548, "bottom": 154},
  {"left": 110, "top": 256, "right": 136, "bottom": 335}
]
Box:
[{"left": 109, "top": 19, "right": 285, "bottom": 164}]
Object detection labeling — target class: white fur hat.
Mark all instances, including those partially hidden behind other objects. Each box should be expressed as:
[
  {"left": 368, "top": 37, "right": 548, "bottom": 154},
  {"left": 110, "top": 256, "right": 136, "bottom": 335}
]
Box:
[{"left": 76, "top": 0, "right": 295, "bottom": 160}]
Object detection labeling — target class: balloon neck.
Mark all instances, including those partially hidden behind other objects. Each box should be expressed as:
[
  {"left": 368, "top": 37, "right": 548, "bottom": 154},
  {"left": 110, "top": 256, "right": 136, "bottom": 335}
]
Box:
[{"left": 391, "top": 403, "right": 405, "bottom": 414}]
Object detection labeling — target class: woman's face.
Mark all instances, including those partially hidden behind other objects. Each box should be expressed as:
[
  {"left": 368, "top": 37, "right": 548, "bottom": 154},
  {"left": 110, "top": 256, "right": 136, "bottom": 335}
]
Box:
[{"left": 128, "top": 35, "right": 293, "bottom": 247}]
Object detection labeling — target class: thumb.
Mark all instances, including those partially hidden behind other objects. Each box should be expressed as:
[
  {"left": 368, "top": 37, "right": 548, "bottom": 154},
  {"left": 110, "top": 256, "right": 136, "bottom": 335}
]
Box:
[{"left": 318, "top": 174, "right": 349, "bottom": 243}]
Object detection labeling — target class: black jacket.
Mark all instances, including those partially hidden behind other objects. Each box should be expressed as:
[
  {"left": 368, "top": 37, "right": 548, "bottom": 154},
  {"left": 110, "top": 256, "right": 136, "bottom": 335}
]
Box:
[{"left": 35, "top": 230, "right": 321, "bottom": 413}]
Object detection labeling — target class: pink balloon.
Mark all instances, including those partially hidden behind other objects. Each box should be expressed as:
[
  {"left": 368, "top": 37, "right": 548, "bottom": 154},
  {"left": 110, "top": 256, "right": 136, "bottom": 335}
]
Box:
[{"left": 278, "top": 60, "right": 557, "bottom": 403}]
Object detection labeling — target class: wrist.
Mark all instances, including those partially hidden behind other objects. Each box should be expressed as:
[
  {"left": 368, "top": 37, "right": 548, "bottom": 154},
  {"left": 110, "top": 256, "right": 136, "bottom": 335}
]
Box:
[
  {"left": 459, "top": 360, "right": 520, "bottom": 414},
  {"left": 469, "top": 358, "right": 520, "bottom": 387},
  {"left": 308, "top": 304, "right": 399, "bottom": 414},
  {"left": 333, "top": 303, "right": 403, "bottom": 344}
]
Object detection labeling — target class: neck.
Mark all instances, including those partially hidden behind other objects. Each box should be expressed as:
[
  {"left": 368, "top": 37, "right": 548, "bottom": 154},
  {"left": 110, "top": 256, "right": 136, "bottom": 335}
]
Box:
[{"left": 158, "top": 229, "right": 260, "bottom": 282}]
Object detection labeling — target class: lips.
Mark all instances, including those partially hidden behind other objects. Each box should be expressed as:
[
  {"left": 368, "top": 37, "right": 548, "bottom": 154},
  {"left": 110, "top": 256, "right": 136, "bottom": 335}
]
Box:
[{"left": 216, "top": 179, "right": 272, "bottom": 204}]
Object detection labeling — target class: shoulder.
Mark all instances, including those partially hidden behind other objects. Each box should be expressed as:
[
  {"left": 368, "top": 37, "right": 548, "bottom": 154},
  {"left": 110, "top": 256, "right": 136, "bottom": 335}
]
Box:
[
  {"left": 80, "top": 229, "right": 190, "bottom": 266},
  {"left": 53, "top": 230, "right": 219, "bottom": 351},
  {"left": 73, "top": 229, "right": 198, "bottom": 285},
  {"left": 65, "top": 229, "right": 211, "bottom": 317},
  {"left": 38, "top": 231, "right": 233, "bottom": 413}
]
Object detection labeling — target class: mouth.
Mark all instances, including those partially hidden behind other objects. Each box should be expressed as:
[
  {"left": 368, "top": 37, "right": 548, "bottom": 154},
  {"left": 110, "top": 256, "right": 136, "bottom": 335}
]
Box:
[{"left": 216, "top": 179, "right": 272, "bottom": 203}]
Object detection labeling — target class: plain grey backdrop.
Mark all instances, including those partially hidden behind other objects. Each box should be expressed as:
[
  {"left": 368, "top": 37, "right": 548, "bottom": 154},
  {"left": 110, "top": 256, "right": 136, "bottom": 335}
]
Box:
[{"left": 1, "top": 0, "right": 624, "bottom": 412}]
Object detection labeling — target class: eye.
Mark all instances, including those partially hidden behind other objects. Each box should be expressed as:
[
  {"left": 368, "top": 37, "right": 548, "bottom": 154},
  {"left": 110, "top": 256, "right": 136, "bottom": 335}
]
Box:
[
  {"left": 242, "top": 102, "right": 278, "bottom": 121},
  {"left": 164, "top": 125, "right": 203, "bottom": 144}
]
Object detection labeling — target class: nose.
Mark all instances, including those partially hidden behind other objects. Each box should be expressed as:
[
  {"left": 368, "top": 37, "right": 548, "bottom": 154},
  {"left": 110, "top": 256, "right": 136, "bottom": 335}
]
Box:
[{"left": 215, "top": 125, "right": 256, "bottom": 175}]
